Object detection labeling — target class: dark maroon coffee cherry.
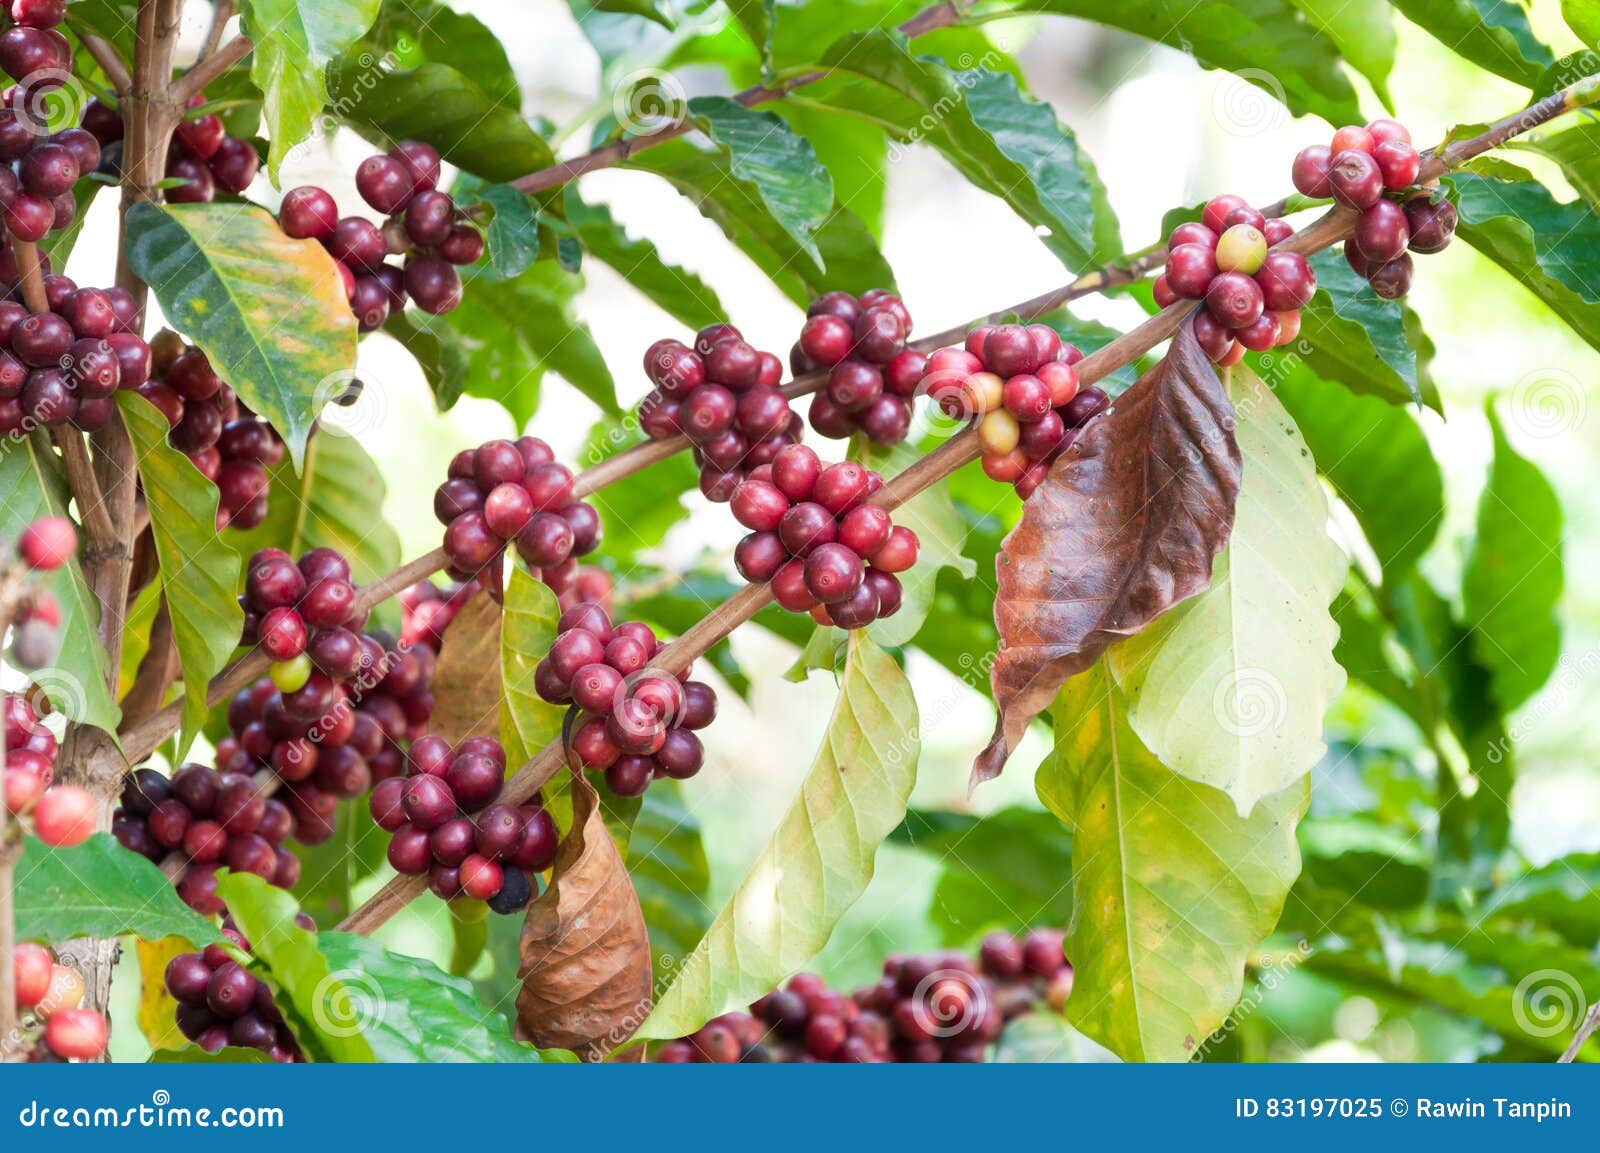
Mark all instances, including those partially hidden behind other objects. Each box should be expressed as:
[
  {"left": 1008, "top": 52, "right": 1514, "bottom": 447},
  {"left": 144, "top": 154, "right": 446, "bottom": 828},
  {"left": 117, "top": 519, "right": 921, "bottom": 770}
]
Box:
[
  {"left": 405, "top": 253, "right": 462, "bottom": 314},
  {"left": 604, "top": 755, "right": 654, "bottom": 798},
  {"left": 300, "top": 577, "right": 354, "bottom": 629},
  {"left": 473, "top": 804, "right": 524, "bottom": 860},
  {"left": 982, "top": 325, "right": 1035, "bottom": 377},
  {"left": 19, "top": 142, "right": 76, "bottom": 197},
  {"left": 1062, "top": 386, "right": 1110, "bottom": 427},
  {"left": 515, "top": 512, "right": 574, "bottom": 568},
  {"left": 391, "top": 140, "right": 441, "bottom": 193},
  {"left": 704, "top": 338, "right": 762, "bottom": 390},
  {"left": 428, "top": 817, "right": 476, "bottom": 866},
  {"left": 387, "top": 824, "right": 433, "bottom": 874},
  {"left": 0, "top": 26, "right": 58, "bottom": 83},
  {"left": 770, "top": 444, "right": 820, "bottom": 502},
  {"left": 20, "top": 369, "right": 74, "bottom": 426},
  {"left": 731, "top": 479, "right": 790, "bottom": 532},
  {"left": 279, "top": 186, "right": 338, "bottom": 240},
  {"left": 1328, "top": 150, "right": 1384, "bottom": 210},
  {"left": 825, "top": 580, "right": 880, "bottom": 630},
  {"left": 1165, "top": 243, "right": 1219, "bottom": 299},
  {"left": 329, "top": 217, "right": 387, "bottom": 271},
  {"left": 355, "top": 155, "right": 413, "bottom": 214},
  {"left": 1404, "top": 195, "right": 1457, "bottom": 254},
  {"left": 402, "top": 774, "right": 456, "bottom": 831},
  {"left": 1354, "top": 199, "right": 1410, "bottom": 263},
  {"left": 164, "top": 954, "right": 213, "bottom": 1006},
  {"left": 1372, "top": 140, "right": 1420, "bottom": 191},
  {"left": 837, "top": 504, "right": 892, "bottom": 556},
  {"left": 681, "top": 681, "right": 717, "bottom": 730},
  {"left": 444, "top": 512, "right": 501, "bottom": 571},
  {"left": 65, "top": 339, "right": 120, "bottom": 397},
  {"left": 167, "top": 350, "right": 221, "bottom": 400},
  {"left": 1204, "top": 271, "right": 1265, "bottom": 330},
  {"left": 561, "top": 502, "right": 602, "bottom": 555},
  {"left": 735, "top": 531, "right": 787, "bottom": 582},
  {"left": 808, "top": 392, "right": 856, "bottom": 439},
  {"left": 1291, "top": 145, "right": 1332, "bottom": 198},
  {"left": 1367, "top": 254, "right": 1414, "bottom": 300},
  {"left": 349, "top": 276, "right": 389, "bottom": 331},
  {"left": 106, "top": 336, "right": 150, "bottom": 389},
  {"left": 735, "top": 386, "right": 791, "bottom": 439},
  {"left": 3, "top": 189, "right": 54, "bottom": 241},
  {"left": 812, "top": 462, "right": 869, "bottom": 515},
  {"left": 440, "top": 225, "right": 485, "bottom": 265},
  {"left": 853, "top": 308, "right": 905, "bottom": 363},
  {"left": 606, "top": 698, "right": 666, "bottom": 756},
  {"left": 655, "top": 729, "right": 704, "bottom": 779},
  {"left": 209, "top": 136, "right": 260, "bottom": 194},
  {"left": 826, "top": 361, "right": 883, "bottom": 413},
  {"left": 864, "top": 570, "right": 903, "bottom": 618},
  {"left": 483, "top": 482, "right": 534, "bottom": 539},
  {"left": 804, "top": 542, "right": 865, "bottom": 604},
  {"left": 404, "top": 189, "right": 455, "bottom": 246},
  {"left": 12, "top": 311, "right": 72, "bottom": 367},
  {"left": 166, "top": 156, "right": 215, "bottom": 203},
  {"left": 857, "top": 395, "right": 912, "bottom": 444},
  {"left": 778, "top": 501, "right": 837, "bottom": 557},
  {"left": 205, "top": 962, "right": 258, "bottom": 1019},
  {"left": 799, "top": 315, "right": 854, "bottom": 367},
  {"left": 1255, "top": 251, "right": 1316, "bottom": 311}
]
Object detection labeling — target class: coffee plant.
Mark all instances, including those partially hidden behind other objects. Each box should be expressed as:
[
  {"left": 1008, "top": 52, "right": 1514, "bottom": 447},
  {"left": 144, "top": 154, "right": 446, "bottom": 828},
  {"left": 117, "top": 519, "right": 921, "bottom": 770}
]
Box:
[{"left": 0, "top": 0, "right": 1597, "bottom": 1071}]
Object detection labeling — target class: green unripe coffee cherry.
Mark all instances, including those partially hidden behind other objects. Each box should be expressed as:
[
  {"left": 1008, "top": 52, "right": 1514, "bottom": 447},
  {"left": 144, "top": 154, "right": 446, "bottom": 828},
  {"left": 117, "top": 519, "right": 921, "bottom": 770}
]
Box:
[
  {"left": 1215, "top": 224, "right": 1267, "bottom": 274},
  {"left": 270, "top": 653, "right": 313, "bottom": 693}
]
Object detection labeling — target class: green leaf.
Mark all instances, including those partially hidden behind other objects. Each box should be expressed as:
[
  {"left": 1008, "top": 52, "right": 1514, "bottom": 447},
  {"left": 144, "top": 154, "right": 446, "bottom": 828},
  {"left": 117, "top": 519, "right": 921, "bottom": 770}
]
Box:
[
  {"left": 1300, "top": 248, "right": 1434, "bottom": 409},
  {"left": 1511, "top": 121, "right": 1600, "bottom": 208},
  {"left": 118, "top": 395, "right": 243, "bottom": 751},
  {"left": 628, "top": 139, "right": 894, "bottom": 305},
  {"left": 1478, "top": 852, "right": 1600, "bottom": 947},
  {"left": 1014, "top": 0, "right": 1360, "bottom": 125},
  {"left": 688, "top": 95, "right": 833, "bottom": 266},
  {"left": 812, "top": 36, "right": 1120, "bottom": 270},
  {"left": 410, "top": 260, "right": 616, "bottom": 425},
  {"left": 327, "top": 45, "right": 556, "bottom": 183},
  {"left": 384, "top": 310, "right": 471, "bottom": 411},
  {"left": 851, "top": 438, "right": 973, "bottom": 647},
  {"left": 564, "top": 190, "right": 726, "bottom": 329},
  {"left": 581, "top": 428, "right": 698, "bottom": 565},
  {"left": 500, "top": 567, "right": 565, "bottom": 764},
  {"left": 1447, "top": 173, "right": 1600, "bottom": 351},
  {"left": 1270, "top": 355, "right": 1443, "bottom": 581},
  {"left": 1298, "top": 815, "right": 1429, "bottom": 909},
  {"left": 1042, "top": 665, "right": 1307, "bottom": 1062},
  {"left": 365, "top": 0, "right": 521, "bottom": 110},
  {"left": 1110, "top": 367, "right": 1346, "bottom": 815},
  {"left": 149, "top": 1046, "right": 274, "bottom": 1063},
  {"left": 639, "top": 633, "right": 919, "bottom": 1039},
  {"left": 1564, "top": 0, "right": 1600, "bottom": 44},
  {"left": 215, "top": 873, "right": 376, "bottom": 1063},
  {"left": 778, "top": 103, "right": 888, "bottom": 238},
  {"left": 454, "top": 183, "right": 539, "bottom": 281},
  {"left": 0, "top": 442, "right": 119, "bottom": 731},
  {"left": 626, "top": 780, "right": 713, "bottom": 982},
  {"left": 310, "top": 933, "right": 563, "bottom": 1060},
  {"left": 1461, "top": 404, "right": 1563, "bottom": 712},
  {"left": 1389, "top": 0, "right": 1553, "bottom": 87},
  {"left": 224, "top": 432, "right": 401, "bottom": 585},
  {"left": 13, "top": 835, "right": 222, "bottom": 946},
  {"left": 1285, "top": 0, "right": 1396, "bottom": 106},
  {"left": 124, "top": 202, "right": 357, "bottom": 469},
  {"left": 238, "top": 0, "right": 382, "bottom": 182},
  {"left": 912, "top": 806, "right": 1075, "bottom": 946},
  {"left": 65, "top": 0, "right": 137, "bottom": 57}
]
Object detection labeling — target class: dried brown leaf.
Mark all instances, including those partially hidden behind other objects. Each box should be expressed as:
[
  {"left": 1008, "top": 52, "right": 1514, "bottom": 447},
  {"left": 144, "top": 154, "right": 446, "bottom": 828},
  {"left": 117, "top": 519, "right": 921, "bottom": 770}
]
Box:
[
  {"left": 515, "top": 772, "right": 653, "bottom": 1061},
  {"left": 424, "top": 590, "right": 501, "bottom": 746},
  {"left": 974, "top": 324, "right": 1242, "bottom": 788}
]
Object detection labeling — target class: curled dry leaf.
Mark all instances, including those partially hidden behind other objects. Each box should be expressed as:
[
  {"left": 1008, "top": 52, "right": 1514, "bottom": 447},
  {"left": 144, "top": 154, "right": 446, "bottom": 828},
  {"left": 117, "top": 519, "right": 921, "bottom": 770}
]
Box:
[
  {"left": 515, "top": 772, "right": 653, "bottom": 1061},
  {"left": 424, "top": 589, "right": 500, "bottom": 746},
  {"left": 973, "top": 323, "right": 1242, "bottom": 789}
]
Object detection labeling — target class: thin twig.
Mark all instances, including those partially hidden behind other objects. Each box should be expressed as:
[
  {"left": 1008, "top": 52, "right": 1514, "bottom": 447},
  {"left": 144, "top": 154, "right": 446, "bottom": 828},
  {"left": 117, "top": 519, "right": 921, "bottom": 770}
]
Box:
[
  {"left": 52, "top": 432, "right": 116, "bottom": 547},
  {"left": 174, "top": 35, "right": 252, "bottom": 106},
  {"left": 199, "top": 0, "right": 235, "bottom": 60},
  {"left": 77, "top": 32, "right": 133, "bottom": 98},
  {"left": 118, "top": 596, "right": 180, "bottom": 729},
  {"left": 1559, "top": 1000, "right": 1600, "bottom": 1063}
]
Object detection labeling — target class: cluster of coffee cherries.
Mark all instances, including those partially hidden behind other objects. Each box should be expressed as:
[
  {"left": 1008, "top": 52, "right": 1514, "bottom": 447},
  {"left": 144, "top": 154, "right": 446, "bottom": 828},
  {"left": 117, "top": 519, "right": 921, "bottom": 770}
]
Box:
[
  {"left": 0, "top": 0, "right": 102, "bottom": 244},
  {"left": 730, "top": 447, "right": 918, "bottom": 628},
  {"left": 113, "top": 764, "right": 300, "bottom": 914},
  {"left": 1292, "top": 119, "right": 1456, "bottom": 300},
  {"left": 3, "top": 514, "right": 69, "bottom": 673},
  {"left": 82, "top": 93, "right": 259, "bottom": 203},
  {"left": 371, "top": 735, "right": 555, "bottom": 912},
  {"left": 239, "top": 546, "right": 364, "bottom": 684},
  {"left": 654, "top": 927, "right": 1072, "bottom": 1063},
  {"left": 0, "top": 281, "right": 153, "bottom": 435},
  {"left": 791, "top": 290, "right": 921, "bottom": 446},
  {"left": 1156, "top": 196, "right": 1315, "bottom": 366},
  {"left": 537, "top": 603, "right": 717, "bottom": 798},
  {"left": 10, "top": 941, "right": 108, "bottom": 1062},
  {"left": 921, "top": 324, "right": 1103, "bottom": 499},
  {"left": 399, "top": 579, "right": 478, "bottom": 652},
  {"left": 164, "top": 918, "right": 308, "bottom": 1061},
  {"left": 436, "top": 436, "right": 602, "bottom": 588},
  {"left": 277, "top": 141, "right": 483, "bottom": 331},
  {"left": 638, "top": 323, "right": 803, "bottom": 502},
  {"left": 140, "top": 334, "right": 282, "bottom": 530}
]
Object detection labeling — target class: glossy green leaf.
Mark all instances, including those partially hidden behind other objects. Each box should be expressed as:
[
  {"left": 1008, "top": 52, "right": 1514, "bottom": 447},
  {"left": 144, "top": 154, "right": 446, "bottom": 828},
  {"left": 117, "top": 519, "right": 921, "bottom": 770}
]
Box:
[
  {"left": 628, "top": 139, "right": 894, "bottom": 305},
  {"left": 1478, "top": 852, "right": 1600, "bottom": 947},
  {"left": 639, "top": 633, "right": 919, "bottom": 1039},
  {"left": 1389, "top": 0, "right": 1553, "bottom": 87},
  {"left": 1042, "top": 665, "right": 1307, "bottom": 1063},
  {"left": 225, "top": 432, "right": 401, "bottom": 585},
  {"left": 65, "top": 0, "right": 137, "bottom": 57},
  {"left": 239, "top": 0, "right": 380, "bottom": 180},
  {"left": 410, "top": 260, "right": 616, "bottom": 425},
  {"left": 1013, "top": 0, "right": 1360, "bottom": 125},
  {"left": 813, "top": 35, "right": 1120, "bottom": 270},
  {"left": 384, "top": 310, "right": 471, "bottom": 411},
  {"left": 626, "top": 780, "right": 713, "bottom": 982},
  {"left": 13, "top": 835, "right": 222, "bottom": 946},
  {"left": 1300, "top": 249, "right": 1434, "bottom": 409},
  {"left": 1462, "top": 404, "right": 1563, "bottom": 713},
  {"left": 852, "top": 438, "right": 974, "bottom": 647},
  {"left": 564, "top": 190, "right": 726, "bottom": 329},
  {"left": 912, "top": 806, "right": 1075, "bottom": 946},
  {"left": 778, "top": 103, "right": 888, "bottom": 238},
  {"left": 456, "top": 183, "right": 540, "bottom": 281},
  {"left": 0, "top": 441, "right": 119, "bottom": 731},
  {"left": 124, "top": 202, "right": 357, "bottom": 469},
  {"left": 1286, "top": 0, "right": 1396, "bottom": 106},
  {"left": 1298, "top": 815, "right": 1429, "bottom": 909},
  {"left": 1511, "top": 121, "right": 1600, "bottom": 208},
  {"left": 500, "top": 567, "right": 565, "bottom": 764},
  {"left": 689, "top": 96, "right": 834, "bottom": 266},
  {"left": 215, "top": 873, "right": 376, "bottom": 1063},
  {"left": 366, "top": 0, "right": 521, "bottom": 110},
  {"left": 327, "top": 46, "right": 556, "bottom": 183},
  {"left": 1110, "top": 367, "right": 1346, "bottom": 816},
  {"left": 117, "top": 395, "right": 243, "bottom": 750},
  {"left": 1270, "top": 355, "right": 1443, "bottom": 581},
  {"left": 1448, "top": 173, "right": 1600, "bottom": 352}
]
